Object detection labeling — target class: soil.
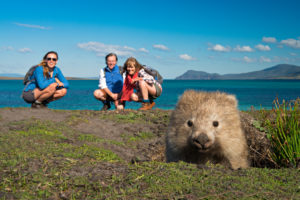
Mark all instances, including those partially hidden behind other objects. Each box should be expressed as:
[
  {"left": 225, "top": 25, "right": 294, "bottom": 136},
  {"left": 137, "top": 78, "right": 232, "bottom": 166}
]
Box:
[
  {"left": 0, "top": 107, "right": 298, "bottom": 199},
  {"left": 0, "top": 107, "right": 271, "bottom": 167}
]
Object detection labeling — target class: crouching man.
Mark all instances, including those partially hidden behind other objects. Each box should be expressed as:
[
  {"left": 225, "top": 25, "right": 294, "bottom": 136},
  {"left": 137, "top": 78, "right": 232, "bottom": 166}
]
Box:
[{"left": 93, "top": 53, "right": 124, "bottom": 110}]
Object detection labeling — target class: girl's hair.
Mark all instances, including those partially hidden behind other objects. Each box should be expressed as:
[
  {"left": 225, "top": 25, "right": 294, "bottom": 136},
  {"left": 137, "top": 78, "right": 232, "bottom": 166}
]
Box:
[
  {"left": 122, "top": 57, "right": 143, "bottom": 74},
  {"left": 39, "top": 51, "right": 59, "bottom": 79}
]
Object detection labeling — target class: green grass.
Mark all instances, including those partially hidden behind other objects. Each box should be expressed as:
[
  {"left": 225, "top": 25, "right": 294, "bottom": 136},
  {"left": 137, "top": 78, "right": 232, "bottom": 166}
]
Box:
[
  {"left": 265, "top": 98, "right": 300, "bottom": 168},
  {"left": 0, "top": 109, "right": 299, "bottom": 199},
  {"left": 104, "top": 162, "right": 300, "bottom": 199},
  {"left": 101, "top": 111, "right": 147, "bottom": 123},
  {"left": 78, "top": 134, "right": 125, "bottom": 146},
  {"left": 121, "top": 131, "right": 155, "bottom": 143}
]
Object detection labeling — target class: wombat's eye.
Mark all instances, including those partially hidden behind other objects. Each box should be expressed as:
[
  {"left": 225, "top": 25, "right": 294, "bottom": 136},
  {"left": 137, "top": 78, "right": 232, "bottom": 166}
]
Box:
[
  {"left": 187, "top": 120, "right": 193, "bottom": 127},
  {"left": 213, "top": 121, "right": 219, "bottom": 127}
]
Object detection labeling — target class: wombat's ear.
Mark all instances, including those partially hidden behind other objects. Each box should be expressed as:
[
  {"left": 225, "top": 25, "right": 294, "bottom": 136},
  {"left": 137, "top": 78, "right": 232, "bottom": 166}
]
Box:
[{"left": 226, "top": 94, "right": 238, "bottom": 107}]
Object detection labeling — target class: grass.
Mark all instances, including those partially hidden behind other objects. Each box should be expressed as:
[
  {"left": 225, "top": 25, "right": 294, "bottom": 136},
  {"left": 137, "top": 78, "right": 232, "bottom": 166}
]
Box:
[
  {"left": 121, "top": 131, "right": 155, "bottom": 144},
  {"left": 0, "top": 108, "right": 299, "bottom": 199},
  {"left": 265, "top": 98, "right": 300, "bottom": 168},
  {"left": 78, "top": 133, "right": 125, "bottom": 146},
  {"left": 121, "top": 162, "right": 299, "bottom": 199}
]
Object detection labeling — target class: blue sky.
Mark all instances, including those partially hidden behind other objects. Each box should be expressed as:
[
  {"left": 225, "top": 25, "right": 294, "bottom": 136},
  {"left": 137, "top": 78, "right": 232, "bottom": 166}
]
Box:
[{"left": 0, "top": 0, "right": 300, "bottom": 79}]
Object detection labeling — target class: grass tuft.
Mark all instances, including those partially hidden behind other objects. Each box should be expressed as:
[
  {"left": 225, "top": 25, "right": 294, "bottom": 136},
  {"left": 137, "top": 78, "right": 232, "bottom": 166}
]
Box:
[{"left": 266, "top": 98, "right": 300, "bottom": 168}]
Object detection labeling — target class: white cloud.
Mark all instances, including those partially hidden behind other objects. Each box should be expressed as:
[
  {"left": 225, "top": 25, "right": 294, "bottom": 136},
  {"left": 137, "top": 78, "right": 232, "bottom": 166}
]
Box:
[
  {"left": 255, "top": 44, "right": 271, "bottom": 51},
  {"left": 280, "top": 38, "right": 300, "bottom": 49},
  {"left": 123, "top": 46, "right": 136, "bottom": 51},
  {"left": 18, "top": 48, "right": 32, "bottom": 53},
  {"left": 153, "top": 44, "right": 169, "bottom": 51},
  {"left": 139, "top": 48, "right": 149, "bottom": 53},
  {"left": 260, "top": 56, "right": 271, "bottom": 63},
  {"left": 77, "top": 42, "right": 135, "bottom": 56},
  {"left": 262, "top": 36, "right": 277, "bottom": 43},
  {"left": 234, "top": 45, "right": 254, "bottom": 52},
  {"left": 243, "top": 56, "right": 255, "bottom": 63},
  {"left": 14, "top": 22, "right": 50, "bottom": 30},
  {"left": 179, "top": 54, "right": 196, "bottom": 61},
  {"left": 1, "top": 46, "right": 14, "bottom": 51},
  {"left": 290, "top": 52, "right": 297, "bottom": 56},
  {"left": 208, "top": 44, "right": 230, "bottom": 52}
]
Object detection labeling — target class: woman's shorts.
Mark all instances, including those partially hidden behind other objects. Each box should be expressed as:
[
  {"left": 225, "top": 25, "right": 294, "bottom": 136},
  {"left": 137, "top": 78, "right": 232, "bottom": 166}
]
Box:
[
  {"left": 22, "top": 90, "right": 35, "bottom": 103},
  {"left": 150, "top": 82, "right": 162, "bottom": 99}
]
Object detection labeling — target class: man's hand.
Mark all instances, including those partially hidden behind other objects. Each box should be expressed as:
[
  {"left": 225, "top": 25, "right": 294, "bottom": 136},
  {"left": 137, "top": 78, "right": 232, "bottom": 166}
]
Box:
[{"left": 111, "top": 93, "right": 118, "bottom": 101}]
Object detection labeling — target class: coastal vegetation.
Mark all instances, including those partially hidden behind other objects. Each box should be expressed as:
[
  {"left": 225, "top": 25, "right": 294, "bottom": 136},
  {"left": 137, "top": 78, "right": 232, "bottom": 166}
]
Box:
[
  {"left": 0, "top": 107, "right": 299, "bottom": 199},
  {"left": 253, "top": 98, "right": 300, "bottom": 168}
]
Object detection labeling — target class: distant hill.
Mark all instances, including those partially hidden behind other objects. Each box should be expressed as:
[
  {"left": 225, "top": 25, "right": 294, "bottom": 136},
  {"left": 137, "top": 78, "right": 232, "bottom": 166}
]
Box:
[
  {"left": 175, "top": 70, "right": 221, "bottom": 80},
  {"left": 175, "top": 64, "right": 300, "bottom": 80}
]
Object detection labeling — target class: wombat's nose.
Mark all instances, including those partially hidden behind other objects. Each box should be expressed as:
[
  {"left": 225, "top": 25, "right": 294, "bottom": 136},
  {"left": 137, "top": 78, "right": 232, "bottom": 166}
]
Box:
[{"left": 193, "top": 134, "right": 209, "bottom": 149}]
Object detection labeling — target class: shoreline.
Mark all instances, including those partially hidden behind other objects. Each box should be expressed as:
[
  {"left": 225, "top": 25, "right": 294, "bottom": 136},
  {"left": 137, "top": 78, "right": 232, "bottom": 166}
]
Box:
[{"left": 2, "top": 77, "right": 300, "bottom": 81}]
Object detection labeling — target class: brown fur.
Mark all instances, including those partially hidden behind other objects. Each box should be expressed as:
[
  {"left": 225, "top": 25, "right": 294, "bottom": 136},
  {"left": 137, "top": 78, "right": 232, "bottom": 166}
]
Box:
[{"left": 166, "top": 90, "right": 249, "bottom": 169}]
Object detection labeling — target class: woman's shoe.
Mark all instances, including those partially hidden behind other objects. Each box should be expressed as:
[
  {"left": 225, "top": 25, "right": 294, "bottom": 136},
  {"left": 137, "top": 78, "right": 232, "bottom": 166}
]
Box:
[{"left": 138, "top": 102, "right": 155, "bottom": 110}]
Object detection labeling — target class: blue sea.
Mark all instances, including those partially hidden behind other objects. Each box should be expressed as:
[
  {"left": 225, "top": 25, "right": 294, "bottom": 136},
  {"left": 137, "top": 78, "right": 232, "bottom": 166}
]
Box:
[{"left": 1, "top": 80, "right": 300, "bottom": 110}]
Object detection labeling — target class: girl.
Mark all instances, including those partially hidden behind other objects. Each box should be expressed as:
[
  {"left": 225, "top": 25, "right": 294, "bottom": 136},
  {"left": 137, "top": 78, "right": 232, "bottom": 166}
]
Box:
[
  {"left": 120, "top": 57, "right": 162, "bottom": 110},
  {"left": 22, "top": 51, "right": 69, "bottom": 108}
]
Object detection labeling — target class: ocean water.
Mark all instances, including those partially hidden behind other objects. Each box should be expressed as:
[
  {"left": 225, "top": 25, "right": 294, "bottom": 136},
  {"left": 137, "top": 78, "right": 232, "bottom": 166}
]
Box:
[{"left": 1, "top": 80, "right": 300, "bottom": 110}]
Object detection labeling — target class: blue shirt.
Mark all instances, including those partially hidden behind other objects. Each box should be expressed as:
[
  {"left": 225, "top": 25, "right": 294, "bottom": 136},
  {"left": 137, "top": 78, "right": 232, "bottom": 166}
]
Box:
[{"left": 24, "top": 66, "right": 69, "bottom": 92}]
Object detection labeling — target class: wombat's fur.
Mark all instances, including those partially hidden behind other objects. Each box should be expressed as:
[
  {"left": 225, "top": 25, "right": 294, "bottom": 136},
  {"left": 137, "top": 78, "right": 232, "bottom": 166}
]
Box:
[{"left": 166, "top": 90, "right": 249, "bottom": 169}]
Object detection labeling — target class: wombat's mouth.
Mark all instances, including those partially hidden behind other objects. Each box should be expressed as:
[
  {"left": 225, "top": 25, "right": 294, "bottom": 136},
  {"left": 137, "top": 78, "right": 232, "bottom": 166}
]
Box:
[
  {"left": 192, "top": 139, "right": 211, "bottom": 151},
  {"left": 191, "top": 134, "right": 212, "bottom": 151}
]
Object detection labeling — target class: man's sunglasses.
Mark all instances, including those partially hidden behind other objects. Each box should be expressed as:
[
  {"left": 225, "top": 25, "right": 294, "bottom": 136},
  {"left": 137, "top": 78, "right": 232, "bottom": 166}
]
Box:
[{"left": 46, "top": 58, "right": 57, "bottom": 61}]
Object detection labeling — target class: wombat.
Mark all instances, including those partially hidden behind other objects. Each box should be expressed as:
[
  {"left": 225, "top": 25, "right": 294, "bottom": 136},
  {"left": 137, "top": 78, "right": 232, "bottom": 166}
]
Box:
[{"left": 166, "top": 90, "right": 249, "bottom": 169}]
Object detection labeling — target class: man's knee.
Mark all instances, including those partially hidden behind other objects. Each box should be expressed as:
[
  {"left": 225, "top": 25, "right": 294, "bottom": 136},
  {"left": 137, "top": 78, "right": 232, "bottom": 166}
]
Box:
[{"left": 94, "top": 89, "right": 106, "bottom": 100}]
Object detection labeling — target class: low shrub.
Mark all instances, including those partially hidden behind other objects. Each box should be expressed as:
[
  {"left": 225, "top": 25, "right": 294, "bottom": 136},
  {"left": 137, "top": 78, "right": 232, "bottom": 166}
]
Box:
[{"left": 266, "top": 98, "right": 300, "bottom": 168}]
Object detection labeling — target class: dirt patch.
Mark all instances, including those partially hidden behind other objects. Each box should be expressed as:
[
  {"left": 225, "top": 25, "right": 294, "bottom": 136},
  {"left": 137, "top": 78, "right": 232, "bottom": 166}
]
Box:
[
  {"left": 0, "top": 108, "right": 273, "bottom": 167},
  {"left": 0, "top": 108, "right": 168, "bottom": 164},
  {"left": 240, "top": 112, "right": 275, "bottom": 168},
  {"left": 0, "top": 107, "right": 69, "bottom": 123},
  {"left": 0, "top": 108, "right": 299, "bottom": 199}
]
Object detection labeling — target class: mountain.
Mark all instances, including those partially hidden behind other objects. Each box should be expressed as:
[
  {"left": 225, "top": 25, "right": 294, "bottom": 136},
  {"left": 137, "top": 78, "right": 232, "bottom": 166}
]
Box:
[
  {"left": 175, "top": 64, "right": 300, "bottom": 80},
  {"left": 175, "top": 70, "right": 221, "bottom": 80}
]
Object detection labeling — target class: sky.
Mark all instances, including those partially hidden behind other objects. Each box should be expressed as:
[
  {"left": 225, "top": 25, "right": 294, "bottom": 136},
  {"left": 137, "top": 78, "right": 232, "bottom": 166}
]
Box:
[{"left": 0, "top": 0, "right": 300, "bottom": 79}]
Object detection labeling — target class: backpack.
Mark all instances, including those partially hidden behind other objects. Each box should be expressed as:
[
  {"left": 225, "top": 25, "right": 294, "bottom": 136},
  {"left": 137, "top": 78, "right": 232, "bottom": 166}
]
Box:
[
  {"left": 143, "top": 65, "right": 163, "bottom": 84},
  {"left": 23, "top": 65, "right": 38, "bottom": 85},
  {"left": 103, "top": 65, "right": 163, "bottom": 85}
]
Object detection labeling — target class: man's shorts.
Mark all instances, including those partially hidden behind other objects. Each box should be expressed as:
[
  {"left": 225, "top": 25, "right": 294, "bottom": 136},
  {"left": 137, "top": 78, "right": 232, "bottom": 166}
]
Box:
[{"left": 22, "top": 90, "right": 35, "bottom": 103}]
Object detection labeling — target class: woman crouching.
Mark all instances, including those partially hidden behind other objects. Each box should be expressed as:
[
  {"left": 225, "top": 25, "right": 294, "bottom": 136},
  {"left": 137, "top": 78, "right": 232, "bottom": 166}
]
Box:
[
  {"left": 120, "top": 57, "right": 162, "bottom": 110},
  {"left": 22, "top": 51, "right": 69, "bottom": 108}
]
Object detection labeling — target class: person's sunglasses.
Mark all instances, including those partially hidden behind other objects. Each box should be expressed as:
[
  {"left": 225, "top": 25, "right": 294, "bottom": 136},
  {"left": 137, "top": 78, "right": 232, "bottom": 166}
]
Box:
[{"left": 46, "top": 58, "right": 57, "bottom": 61}]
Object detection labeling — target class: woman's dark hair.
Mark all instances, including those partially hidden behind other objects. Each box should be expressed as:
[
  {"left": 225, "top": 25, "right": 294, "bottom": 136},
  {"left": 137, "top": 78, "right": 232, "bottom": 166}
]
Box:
[
  {"left": 39, "top": 51, "right": 59, "bottom": 79},
  {"left": 43, "top": 51, "right": 59, "bottom": 61},
  {"left": 105, "top": 53, "right": 118, "bottom": 62}
]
